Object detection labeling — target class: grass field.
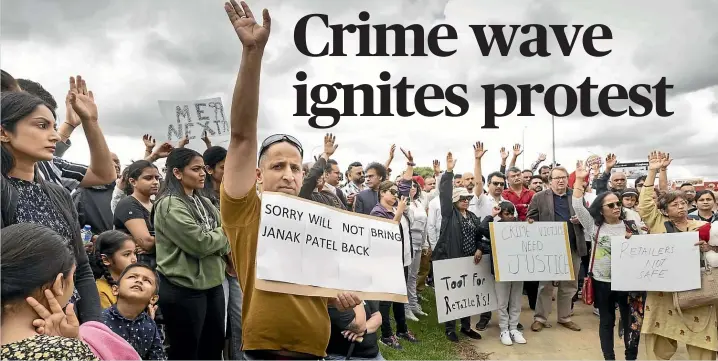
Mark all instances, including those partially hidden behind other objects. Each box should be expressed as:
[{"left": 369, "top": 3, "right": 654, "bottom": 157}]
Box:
[{"left": 380, "top": 288, "right": 488, "bottom": 360}]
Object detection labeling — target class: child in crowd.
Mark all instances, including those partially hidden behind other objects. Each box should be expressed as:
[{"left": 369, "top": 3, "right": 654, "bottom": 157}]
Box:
[
  {"left": 101, "top": 263, "right": 165, "bottom": 361},
  {"left": 93, "top": 231, "right": 137, "bottom": 309}
]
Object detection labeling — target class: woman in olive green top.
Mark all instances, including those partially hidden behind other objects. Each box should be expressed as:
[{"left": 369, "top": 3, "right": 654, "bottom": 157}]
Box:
[{"left": 153, "top": 148, "right": 230, "bottom": 360}]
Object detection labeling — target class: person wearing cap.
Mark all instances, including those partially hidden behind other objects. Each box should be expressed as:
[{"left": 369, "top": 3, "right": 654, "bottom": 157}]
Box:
[
  {"left": 431, "top": 152, "right": 486, "bottom": 343},
  {"left": 219, "top": 2, "right": 361, "bottom": 359}
]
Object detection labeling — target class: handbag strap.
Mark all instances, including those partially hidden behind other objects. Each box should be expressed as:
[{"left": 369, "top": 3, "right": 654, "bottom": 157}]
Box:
[
  {"left": 673, "top": 293, "right": 714, "bottom": 333},
  {"left": 588, "top": 224, "right": 601, "bottom": 275}
]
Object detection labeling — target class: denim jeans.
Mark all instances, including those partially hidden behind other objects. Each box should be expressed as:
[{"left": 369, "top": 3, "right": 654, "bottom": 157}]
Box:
[{"left": 223, "top": 275, "right": 243, "bottom": 360}]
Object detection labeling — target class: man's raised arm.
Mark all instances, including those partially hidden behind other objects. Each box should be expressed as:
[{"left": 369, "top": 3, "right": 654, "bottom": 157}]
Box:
[{"left": 223, "top": 0, "right": 271, "bottom": 199}]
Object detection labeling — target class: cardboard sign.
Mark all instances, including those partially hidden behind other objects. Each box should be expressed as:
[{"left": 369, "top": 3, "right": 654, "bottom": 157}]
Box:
[
  {"left": 158, "top": 97, "right": 228, "bottom": 141},
  {"left": 610, "top": 233, "right": 701, "bottom": 292},
  {"left": 255, "top": 192, "right": 408, "bottom": 303},
  {"left": 433, "top": 256, "right": 498, "bottom": 323},
  {"left": 490, "top": 222, "right": 575, "bottom": 282}
]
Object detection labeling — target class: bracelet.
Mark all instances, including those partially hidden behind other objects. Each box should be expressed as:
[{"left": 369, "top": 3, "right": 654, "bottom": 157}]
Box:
[
  {"left": 64, "top": 122, "right": 77, "bottom": 129},
  {"left": 407, "top": 162, "right": 416, "bottom": 166}
]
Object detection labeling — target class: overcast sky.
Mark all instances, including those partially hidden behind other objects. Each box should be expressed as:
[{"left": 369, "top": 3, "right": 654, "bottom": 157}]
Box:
[{"left": 3, "top": 0, "right": 717, "bottom": 180}]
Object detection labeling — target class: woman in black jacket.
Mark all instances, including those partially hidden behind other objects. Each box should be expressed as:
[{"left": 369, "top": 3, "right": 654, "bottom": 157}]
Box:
[
  {"left": 432, "top": 152, "right": 485, "bottom": 342},
  {"left": 0, "top": 90, "right": 101, "bottom": 322}
]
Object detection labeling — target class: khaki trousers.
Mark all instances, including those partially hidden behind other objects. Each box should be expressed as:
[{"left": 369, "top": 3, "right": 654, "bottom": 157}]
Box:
[
  {"left": 534, "top": 251, "right": 581, "bottom": 324},
  {"left": 416, "top": 248, "right": 432, "bottom": 293}
]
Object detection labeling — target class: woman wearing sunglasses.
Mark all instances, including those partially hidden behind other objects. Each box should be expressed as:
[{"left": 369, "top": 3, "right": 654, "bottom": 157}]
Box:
[
  {"left": 571, "top": 161, "right": 644, "bottom": 361},
  {"left": 431, "top": 152, "right": 485, "bottom": 343}
]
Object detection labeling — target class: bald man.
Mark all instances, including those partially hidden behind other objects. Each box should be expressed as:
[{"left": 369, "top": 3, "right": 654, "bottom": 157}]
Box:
[
  {"left": 593, "top": 163, "right": 628, "bottom": 195},
  {"left": 461, "top": 172, "right": 475, "bottom": 193},
  {"left": 609, "top": 171, "right": 627, "bottom": 192}
]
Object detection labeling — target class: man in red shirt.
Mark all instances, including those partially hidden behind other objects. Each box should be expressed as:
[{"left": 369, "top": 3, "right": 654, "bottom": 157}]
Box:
[{"left": 502, "top": 167, "right": 535, "bottom": 221}]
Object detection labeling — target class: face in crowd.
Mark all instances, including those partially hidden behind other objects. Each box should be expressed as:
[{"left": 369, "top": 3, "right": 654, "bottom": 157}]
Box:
[
  {"left": 487, "top": 174, "right": 506, "bottom": 198},
  {"left": 453, "top": 176, "right": 462, "bottom": 188},
  {"left": 695, "top": 190, "right": 716, "bottom": 213},
  {"left": 659, "top": 191, "right": 689, "bottom": 220},
  {"left": 364, "top": 166, "right": 384, "bottom": 190},
  {"left": 679, "top": 184, "right": 696, "bottom": 203},
  {"left": 529, "top": 176, "right": 543, "bottom": 193},
  {"left": 379, "top": 183, "right": 399, "bottom": 207},
  {"left": 461, "top": 172, "right": 475, "bottom": 193},
  {"left": 539, "top": 166, "right": 550, "bottom": 183},
  {"left": 1, "top": 94, "right": 59, "bottom": 164},
  {"left": 323, "top": 163, "right": 340, "bottom": 187},
  {"left": 455, "top": 194, "right": 472, "bottom": 211},
  {"left": 601, "top": 193, "right": 623, "bottom": 222},
  {"left": 549, "top": 168, "right": 569, "bottom": 194},
  {"left": 621, "top": 194, "right": 638, "bottom": 209},
  {"left": 423, "top": 176, "right": 436, "bottom": 192},
  {"left": 347, "top": 164, "right": 364, "bottom": 185},
  {"left": 521, "top": 170, "right": 532, "bottom": 188},
  {"left": 257, "top": 142, "right": 303, "bottom": 196},
  {"left": 507, "top": 169, "right": 523, "bottom": 188},
  {"left": 610, "top": 172, "right": 627, "bottom": 191}
]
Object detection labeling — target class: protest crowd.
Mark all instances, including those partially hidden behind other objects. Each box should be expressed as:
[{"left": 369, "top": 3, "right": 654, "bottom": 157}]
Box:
[{"left": 2, "top": 1, "right": 718, "bottom": 360}]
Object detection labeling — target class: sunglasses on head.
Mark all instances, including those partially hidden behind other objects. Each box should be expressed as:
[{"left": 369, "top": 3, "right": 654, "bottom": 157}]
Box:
[
  {"left": 258, "top": 134, "right": 304, "bottom": 165},
  {"left": 603, "top": 202, "right": 621, "bottom": 209}
]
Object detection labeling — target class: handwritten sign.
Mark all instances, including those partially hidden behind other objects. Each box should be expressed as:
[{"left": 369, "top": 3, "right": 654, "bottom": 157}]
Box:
[
  {"left": 490, "top": 222, "right": 575, "bottom": 282},
  {"left": 433, "top": 256, "right": 498, "bottom": 323},
  {"left": 158, "top": 98, "right": 228, "bottom": 141},
  {"left": 255, "top": 192, "right": 408, "bottom": 302},
  {"left": 610, "top": 233, "right": 700, "bottom": 292}
]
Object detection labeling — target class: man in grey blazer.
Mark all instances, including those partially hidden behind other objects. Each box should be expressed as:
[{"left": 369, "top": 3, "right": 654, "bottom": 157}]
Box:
[{"left": 526, "top": 166, "right": 587, "bottom": 333}]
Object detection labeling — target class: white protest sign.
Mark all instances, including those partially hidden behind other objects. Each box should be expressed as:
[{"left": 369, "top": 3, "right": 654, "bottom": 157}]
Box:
[
  {"left": 255, "top": 192, "right": 408, "bottom": 302},
  {"left": 157, "top": 98, "right": 228, "bottom": 141},
  {"left": 611, "top": 232, "right": 701, "bottom": 292},
  {"left": 433, "top": 256, "right": 498, "bottom": 323},
  {"left": 490, "top": 222, "right": 575, "bottom": 282}
]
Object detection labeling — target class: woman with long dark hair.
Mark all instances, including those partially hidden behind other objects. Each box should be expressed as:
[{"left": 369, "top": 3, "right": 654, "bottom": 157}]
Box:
[
  {"left": 114, "top": 160, "right": 160, "bottom": 268},
  {"left": 1, "top": 223, "right": 96, "bottom": 360},
  {"left": 202, "top": 146, "right": 227, "bottom": 208},
  {"left": 571, "top": 161, "right": 643, "bottom": 360},
  {"left": 0, "top": 91, "right": 101, "bottom": 323},
  {"left": 153, "top": 148, "right": 230, "bottom": 360}
]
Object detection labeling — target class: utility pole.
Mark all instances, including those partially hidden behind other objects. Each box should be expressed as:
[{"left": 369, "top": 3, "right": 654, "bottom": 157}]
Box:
[{"left": 551, "top": 115, "right": 556, "bottom": 166}]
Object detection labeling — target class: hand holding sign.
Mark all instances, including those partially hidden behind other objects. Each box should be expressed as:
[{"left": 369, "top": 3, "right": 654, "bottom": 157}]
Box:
[
  {"left": 225, "top": 0, "right": 271, "bottom": 50},
  {"left": 473, "top": 250, "right": 483, "bottom": 264},
  {"left": 334, "top": 292, "right": 362, "bottom": 311}
]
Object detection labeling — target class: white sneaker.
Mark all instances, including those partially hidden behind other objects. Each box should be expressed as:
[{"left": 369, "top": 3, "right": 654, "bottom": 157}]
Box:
[
  {"left": 510, "top": 330, "right": 527, "bottom": 344},
  {"left": 412, "top": 307, "right": 428, "bottom": 317},
  {"left": 405, "top": 309, "right": 419, "bottom": 322},
  {"left": 500, "top": 331, "right": 513, "bottom": 346},
  {"left": 593, "top": 308, "right": 600, "bottom": 317}
]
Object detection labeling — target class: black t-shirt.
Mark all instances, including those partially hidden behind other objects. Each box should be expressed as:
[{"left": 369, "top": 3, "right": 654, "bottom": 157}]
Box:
[
  {"left": 326, "top": 301, "right": 380, "bottom": 358},
  {"left": 113, "top": 196, "right": 154, "bottom": 235}
]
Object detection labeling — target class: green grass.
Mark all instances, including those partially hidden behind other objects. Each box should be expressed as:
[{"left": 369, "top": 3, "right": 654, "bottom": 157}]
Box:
[{"left": 380, "top": 287, "right": 460, "bottom": 360}]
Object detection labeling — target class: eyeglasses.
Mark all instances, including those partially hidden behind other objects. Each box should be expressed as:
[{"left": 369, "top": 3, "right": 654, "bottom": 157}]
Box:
[
  {"left": 258, "top": 134, "right": 304, "bottom": 164},
  {"left": 603, "top": 202, "right": 621, "bottom": 209},
  {"left": 552, "top": 176, "right": 568, "bottom": 181},
  {"left": 491, "top": 182, "right": 506, "bottom": 187}
]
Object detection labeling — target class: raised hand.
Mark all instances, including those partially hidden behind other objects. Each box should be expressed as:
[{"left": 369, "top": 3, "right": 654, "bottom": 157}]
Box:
[
  {"left": 660, "top": 152, "right": 673, "bottom": 169},
  {"left": 432, "top": 159, "right": 441, "bottom": 174},
  {"left": 178, "top": 135, "right": 190, "bottom": 149},
  {"left": 575, "top": 160, "right": 589, "bottom": 179},
  {"left": 605, "top": 153, "right": 618, "bottom": 169},
  {"left": 68, "top": 76, "right": 98, "bottom": 123},
  {"left": 143, "top": 134, "right": 156, "bottom": 149},
  {"left": 400, "top": 148, "right": 413, "bottom": 163},
  {"left": 538, "top": 153, "right": 547, "bottom": 162},
  {"left": 500, "top": 147, "right": 509, "bottom": 161},
  {"left": 324, "top": 133, "right": 338, "bottom": 157},
  {"left": 647, "top": 150, "right": 663, "bottom": 171},
  {"left": 396, "top": 196, "right": 408, "bottom": 214},
  {"left": 225, "top": 0, "right": 271, "bottom": 50},
  {"left": 201, "top": 131, "right": 212, "bottom": 147},
  {"left": 26, "top": 289, "right": 80, "bottom": 339},
  {"left": 153, "top": 142, "right": 174, "bottom": 159},
  {"left": 512, "top": 144, "right": 523, "bottom": 157},
  {"left": 473, "top": 141, "right": 487, "bottom": 159},
  {"left": 64, "top": 91, "right": 82, "bottom": 128},
  {"left": 388, "top": 144, "right": 396, "bottom": 161},
  {"left": 446, "top": 152, "right": 456, "bottom": 171}
]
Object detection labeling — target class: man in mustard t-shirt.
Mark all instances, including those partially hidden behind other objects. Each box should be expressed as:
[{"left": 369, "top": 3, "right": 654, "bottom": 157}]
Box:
[{"left": 220, "top": 1, "right": 362, "bottom": 359}]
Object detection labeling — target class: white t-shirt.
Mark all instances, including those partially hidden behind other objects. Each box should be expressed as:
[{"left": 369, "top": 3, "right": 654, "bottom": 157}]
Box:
[{"left": 588, "top": 222, "right": 627, "bottom": 283}]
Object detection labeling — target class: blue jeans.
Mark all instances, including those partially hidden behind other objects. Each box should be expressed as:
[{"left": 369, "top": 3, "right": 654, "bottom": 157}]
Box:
[{"left": 223, "top": 275, "right": 243, "bottom": 360}]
